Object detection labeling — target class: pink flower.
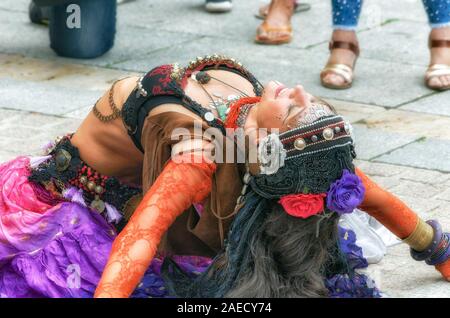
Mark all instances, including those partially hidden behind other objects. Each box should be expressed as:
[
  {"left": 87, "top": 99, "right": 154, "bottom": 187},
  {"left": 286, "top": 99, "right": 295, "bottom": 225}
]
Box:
[{"left": 278, "top": 193, "right": 327, "bottom": 219}]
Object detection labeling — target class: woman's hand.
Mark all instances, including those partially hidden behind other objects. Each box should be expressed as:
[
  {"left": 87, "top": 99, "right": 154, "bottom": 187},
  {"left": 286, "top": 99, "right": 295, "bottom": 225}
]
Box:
[{"left": 436, "top": 257, "right": 450, "bottom": 281}]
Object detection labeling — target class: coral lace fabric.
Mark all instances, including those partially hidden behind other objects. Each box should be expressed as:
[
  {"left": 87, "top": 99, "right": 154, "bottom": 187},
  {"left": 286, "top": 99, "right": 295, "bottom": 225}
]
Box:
[
  {"left": 94, "top": 157, "right": 216, "bottom": 298},
  {"left": 355, "top": 168, "right": 418, "bottom": 239}
]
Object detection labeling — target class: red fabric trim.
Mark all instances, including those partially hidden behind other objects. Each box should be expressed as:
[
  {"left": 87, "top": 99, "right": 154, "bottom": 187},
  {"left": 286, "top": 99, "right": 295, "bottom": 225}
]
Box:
[{"left": 224, "top": 96, "right": 261, "bottom": 129}]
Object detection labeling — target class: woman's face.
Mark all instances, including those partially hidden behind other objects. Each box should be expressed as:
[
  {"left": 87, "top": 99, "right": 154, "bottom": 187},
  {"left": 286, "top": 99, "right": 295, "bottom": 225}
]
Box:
[{"left": 255, "top": 81, "right": 335, "bottom": 133}]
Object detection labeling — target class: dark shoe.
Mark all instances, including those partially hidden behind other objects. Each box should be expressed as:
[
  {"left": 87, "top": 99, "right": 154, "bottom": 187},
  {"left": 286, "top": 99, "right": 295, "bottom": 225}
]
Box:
[
  {"left": 205, "top": 0, "right": 232, "bottom": 13},
  {"left": 29, "top": 2, "right": 51, "bottom": 25}
]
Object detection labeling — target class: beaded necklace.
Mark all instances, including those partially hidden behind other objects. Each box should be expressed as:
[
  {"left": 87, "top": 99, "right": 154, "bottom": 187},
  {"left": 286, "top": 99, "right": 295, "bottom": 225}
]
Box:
[{"left": 190, "top": 70, "right": 252, "bottom": 122}]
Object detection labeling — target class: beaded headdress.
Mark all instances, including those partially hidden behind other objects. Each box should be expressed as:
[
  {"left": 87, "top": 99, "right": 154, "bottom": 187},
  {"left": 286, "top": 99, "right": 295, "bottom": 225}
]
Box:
[{"left": 249, "top": 114, "right": 364, "bottom": 219}]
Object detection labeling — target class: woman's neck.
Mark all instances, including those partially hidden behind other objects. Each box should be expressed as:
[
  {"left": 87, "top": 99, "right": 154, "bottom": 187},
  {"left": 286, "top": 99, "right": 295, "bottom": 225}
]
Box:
[{"left": 243, "top": 103, "right": 259, "bottom": 146}]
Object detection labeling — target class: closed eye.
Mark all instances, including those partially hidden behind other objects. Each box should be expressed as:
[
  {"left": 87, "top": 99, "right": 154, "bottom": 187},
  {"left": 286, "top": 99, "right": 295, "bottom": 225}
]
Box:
[{"left": 282, "top": 105, "right": 296, "bottom": 124}]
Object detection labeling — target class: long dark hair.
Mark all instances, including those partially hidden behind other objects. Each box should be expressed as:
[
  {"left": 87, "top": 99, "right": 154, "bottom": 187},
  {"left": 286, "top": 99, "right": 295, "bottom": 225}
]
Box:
[
  {"left": 161, "top": 191, "right": 350, "bottom": 298},
  {"left": 161, "top": 117, "right": 359, "bottom": 297}
]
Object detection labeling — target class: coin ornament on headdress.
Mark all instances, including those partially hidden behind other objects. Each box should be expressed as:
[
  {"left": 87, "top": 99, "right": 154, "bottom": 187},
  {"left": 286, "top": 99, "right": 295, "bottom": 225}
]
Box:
[{"left": 257, "top": 133, "right": 287, "bottom": 175}]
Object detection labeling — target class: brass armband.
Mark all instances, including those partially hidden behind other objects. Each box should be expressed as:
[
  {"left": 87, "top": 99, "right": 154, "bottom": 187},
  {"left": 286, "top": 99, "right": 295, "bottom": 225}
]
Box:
[{"left": 402, "top": 218, "right": 434, "bottom": 251}]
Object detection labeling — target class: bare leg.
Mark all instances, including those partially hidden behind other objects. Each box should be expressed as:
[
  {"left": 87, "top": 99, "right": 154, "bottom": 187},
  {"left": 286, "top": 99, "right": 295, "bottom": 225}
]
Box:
[
  {"left": 427, "top": 27, "right": 450, "bottom": 90},
  {"left": 321, "top": 30, "right": 359, "bottom": 88}
]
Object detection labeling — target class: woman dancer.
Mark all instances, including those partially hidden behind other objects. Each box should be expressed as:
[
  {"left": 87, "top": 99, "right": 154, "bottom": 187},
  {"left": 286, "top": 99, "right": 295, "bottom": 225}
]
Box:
[{"left": 0, "top": 55, "right": 448, "bottom": 298}]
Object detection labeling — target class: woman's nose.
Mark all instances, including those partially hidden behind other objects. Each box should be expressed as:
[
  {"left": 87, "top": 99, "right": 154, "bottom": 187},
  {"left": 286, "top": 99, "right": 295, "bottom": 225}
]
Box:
[{"left": 291, "top": 85, "right": 312, "bottom": 107}]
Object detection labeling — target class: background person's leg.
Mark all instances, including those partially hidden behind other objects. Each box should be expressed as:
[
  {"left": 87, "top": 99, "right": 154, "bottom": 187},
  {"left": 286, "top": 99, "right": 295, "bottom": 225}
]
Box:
[
  {"left": 49, "top": 0, "right": 116, "bottom": 59},
  {"left": 331, "top": 0, "right": 362, "bottom": 31},
  {"left": 321, "top": 0, "right": 363, "bottom": 89},
  {"left": 255, "top": 0, "right": 295, "bottom": 45},
  {"left": 422, "top": 0, "right": 450, "bottom": 90}
]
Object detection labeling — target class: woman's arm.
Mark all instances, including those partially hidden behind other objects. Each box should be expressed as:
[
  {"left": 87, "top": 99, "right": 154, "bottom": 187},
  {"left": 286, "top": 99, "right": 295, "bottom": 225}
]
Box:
[
  {"left": 355, "top": 167, "right": 450, "bottom": 281},
  {"left": 94, "top": 156, "right": 216, "bottom": 298}
]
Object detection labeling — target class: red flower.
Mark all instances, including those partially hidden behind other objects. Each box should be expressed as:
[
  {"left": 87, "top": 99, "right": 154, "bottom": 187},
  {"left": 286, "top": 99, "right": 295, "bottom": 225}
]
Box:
[{"left": 278, "top": 193, "right": 327, "bottom": 219}]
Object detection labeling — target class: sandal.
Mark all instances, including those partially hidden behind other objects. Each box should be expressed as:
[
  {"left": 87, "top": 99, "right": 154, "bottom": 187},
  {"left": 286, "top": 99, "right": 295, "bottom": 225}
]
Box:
[
  {"left": 425, "top": 39, "right": 450, "bottom": 91},
  {"left": 320, "top": 41, "right": 360, "bottom": 90},
  {"left": 255, "top": 0, "right": 294, "bottom": 45},
  {"left": 255, "top": 22, "right": 293, "bottom": 45},
  {"left": 255, "top": 1, "right": 311, "bottom": 20}
]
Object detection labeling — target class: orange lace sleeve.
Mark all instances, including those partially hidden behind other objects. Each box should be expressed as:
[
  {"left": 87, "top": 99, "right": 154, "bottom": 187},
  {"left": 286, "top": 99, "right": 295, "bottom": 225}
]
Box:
[
  {"left": 94, "top": 156, "right": 216, "bottom": 298},
  {"left": 355, "top": 167, "right": 417, "bottom": 239}
]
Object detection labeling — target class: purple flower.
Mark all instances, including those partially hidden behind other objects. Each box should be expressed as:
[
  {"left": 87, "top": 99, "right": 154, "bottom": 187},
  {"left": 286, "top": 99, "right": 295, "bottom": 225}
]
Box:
[{"left": 326, "top": 169, "right": 365, "bottom": 215}]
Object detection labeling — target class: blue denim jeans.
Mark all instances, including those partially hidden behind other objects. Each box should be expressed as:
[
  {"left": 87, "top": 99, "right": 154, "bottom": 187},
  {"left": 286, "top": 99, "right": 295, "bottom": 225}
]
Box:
[
  {"left": 49, "top": 0, "right": 116, "bottom": 59},
  {"left": 332, "top": 0, "right": 450, "bottom": 30}
]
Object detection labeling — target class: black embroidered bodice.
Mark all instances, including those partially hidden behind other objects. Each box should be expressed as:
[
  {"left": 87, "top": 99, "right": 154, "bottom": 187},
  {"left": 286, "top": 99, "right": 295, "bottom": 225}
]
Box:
[{"left": 121, "top": 54, "right": 264, "bottom": 152}]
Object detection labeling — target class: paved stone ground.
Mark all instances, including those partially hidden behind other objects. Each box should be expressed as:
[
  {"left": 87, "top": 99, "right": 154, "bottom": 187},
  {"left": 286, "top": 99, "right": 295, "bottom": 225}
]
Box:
[{"left": 0, "top": 0, "right": 449, "bottom": 297}]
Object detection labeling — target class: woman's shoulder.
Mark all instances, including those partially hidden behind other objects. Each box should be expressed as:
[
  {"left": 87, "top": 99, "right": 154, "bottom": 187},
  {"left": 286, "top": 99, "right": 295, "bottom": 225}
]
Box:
[{"left": 142, "top": 104, "right": 211, "bottom": 138}]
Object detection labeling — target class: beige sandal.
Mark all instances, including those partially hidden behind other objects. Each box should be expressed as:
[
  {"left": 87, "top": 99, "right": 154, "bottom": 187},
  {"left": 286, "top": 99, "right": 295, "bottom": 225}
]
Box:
[
  {"left": 425, "top": 40, "right": 450, "bottom": 91},
  {"left": 320, "top": 41, "right": 360, "bottom": 90},
  {"left": 254, "top": 0, "right": 295, "bottom": 45},
  {"left": 255, "top": 22, "right": 293, "bottom": 45}
]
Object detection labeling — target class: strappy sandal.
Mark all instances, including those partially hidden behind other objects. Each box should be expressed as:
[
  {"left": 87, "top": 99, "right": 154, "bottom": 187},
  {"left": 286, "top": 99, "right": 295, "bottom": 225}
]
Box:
[
  {"left": 255, "top": 0, "right": 294, "bottom": 45},
  {"left": 255, "top": 1, "right": 311, "bottom": 20},
  {"left": 320, "top": 41, "right": 360, "bottom": 90},
  {"left": 425, "top": 39, "right": 450, "bottom": 91}
]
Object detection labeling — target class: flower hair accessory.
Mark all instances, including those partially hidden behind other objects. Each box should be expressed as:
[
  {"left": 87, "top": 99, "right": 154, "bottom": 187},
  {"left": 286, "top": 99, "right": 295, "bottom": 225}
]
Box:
[
  {"left": 326, "top": 169, "right": 365, "bottom": 215},
  {"left": 279, "top": 193, "right": 326, "bottom": 219},
  {"left": 258, "top": 133, "right": 287, "bottom": 175},
  {"left": 277, "top": 169, "right": 364, "bottom": 219}
]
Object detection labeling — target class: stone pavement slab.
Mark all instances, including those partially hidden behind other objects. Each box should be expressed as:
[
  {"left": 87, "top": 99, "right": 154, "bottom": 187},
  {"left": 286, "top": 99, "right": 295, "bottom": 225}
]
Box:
[
  {"left": 352, "top": 124, "right": 419, "bottom": 160},
  {"left": 0, "top": 8, "right": 201, "bottom": 68},
  {"left": 0, "top": 111, "right": 81, "bottom": 157},
  {"left": 307, "top": 55, "right": 432, "bottom": 109},
  {"left": 116, "top": 0, "right": 332, "bottom": 49},
  {"left": 359, "top": 0, "right": 428, "bottom": 25},
  {"left": 0, "top": 0, "right": 28, "bottom": 13},
  {"left": 399, "top": 90, "right": 450, "bottom": 117},
  {"left": 353, "top": 20, "right": 430, "bottom": 67},
  {"left": 0, "top": 54, "right": 137, "bottom": 91},
  {"left": 355, "top": 159, "right": 450, "bottom": 184},
  {"left": 0, "top": 0, "right": 437, "bottom": 109},
  {"left": 0, "top": 10, "right": 52, "bottom": 58},
  {"left": 116, "top": 36, "right": 431, "bottom": 107},
  {"left": 69, "top": 26, "right": 202, "bottom": 68},
  {"left": 356, "top": 108, "right": 450, "bottom": 141},
  {"left": 375, "top": 138, "right": 450, "bottom": 173},
  {"left": 363, "top": 244, "right": 450, "bottom": 298},
  {"left": 324, "top": 99, "right": 386, "bottom": 123},
  {"left": 0, "top": 77, "right": 102, "bottom": 115}
]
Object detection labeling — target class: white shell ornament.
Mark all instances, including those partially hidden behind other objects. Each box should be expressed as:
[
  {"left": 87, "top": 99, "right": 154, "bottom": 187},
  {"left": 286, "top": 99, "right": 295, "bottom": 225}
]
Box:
[{"left": 258, "top": 133, "right": 287, "bottom": 175}]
